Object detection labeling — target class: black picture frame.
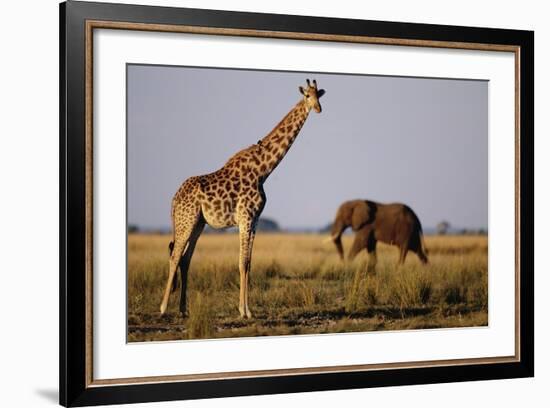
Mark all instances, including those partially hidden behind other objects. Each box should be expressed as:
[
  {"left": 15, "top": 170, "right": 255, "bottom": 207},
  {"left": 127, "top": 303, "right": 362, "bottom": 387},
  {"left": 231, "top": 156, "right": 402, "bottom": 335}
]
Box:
[{"left": 60, "top": 1, "right": 534, "bottom": 406}]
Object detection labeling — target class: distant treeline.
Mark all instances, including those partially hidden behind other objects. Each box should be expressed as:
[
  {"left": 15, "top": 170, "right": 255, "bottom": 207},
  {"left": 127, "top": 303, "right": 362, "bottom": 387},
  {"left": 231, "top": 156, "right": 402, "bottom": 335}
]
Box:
[
  {"left": 318, "top": 222, "right": 486, "bottom": 236},
  {"left": 128, "top": 217, "right": 281, "bottom": 235},
  {"left": 128, "top": 218, "right": 487, "bottom": 236}
]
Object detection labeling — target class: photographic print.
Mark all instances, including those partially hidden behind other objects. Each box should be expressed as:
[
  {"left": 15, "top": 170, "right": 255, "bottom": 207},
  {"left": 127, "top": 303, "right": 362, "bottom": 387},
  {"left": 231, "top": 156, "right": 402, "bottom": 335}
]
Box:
[
  {"left": 61, "top": 3, "right": 533, "bottom": 404},
  {"left": 127, "top": 65, "right": 488, "bottom": 342}
]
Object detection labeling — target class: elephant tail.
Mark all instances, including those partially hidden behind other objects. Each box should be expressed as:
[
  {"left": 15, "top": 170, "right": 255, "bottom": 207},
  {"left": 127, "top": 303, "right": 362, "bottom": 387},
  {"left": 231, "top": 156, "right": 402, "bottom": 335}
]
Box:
[
  {"left": 409, "top": 207, "right": 428, "bottom": 262},
  {"left": 420, "top": 229, "right": 429, "bottom": 256},
  {"left": 416, "top": 222, "right": 429, "bottom": 264}
]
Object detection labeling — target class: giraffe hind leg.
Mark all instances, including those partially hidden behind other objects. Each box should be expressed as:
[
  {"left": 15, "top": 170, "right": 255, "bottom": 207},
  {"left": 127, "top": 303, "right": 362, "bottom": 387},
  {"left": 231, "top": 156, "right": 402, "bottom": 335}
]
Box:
[
  {"left": 177, "top": 220, "right": 205, "bottom": 315},
  {"left": 171, "top": 272, "right": 179, "bottom": 293},
  {"left": 169, "top": 241, "right": 182, "bottom": 294},
  {"left": 160, "top": 211, "right": 201, "bottom": 315},
  {"left": 160, "top": 239, "right": 186, "bottom": 315}
]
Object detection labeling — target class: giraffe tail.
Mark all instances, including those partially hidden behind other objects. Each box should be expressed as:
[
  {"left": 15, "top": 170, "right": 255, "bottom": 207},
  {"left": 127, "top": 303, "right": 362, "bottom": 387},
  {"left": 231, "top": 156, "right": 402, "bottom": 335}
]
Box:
[
  {"left": 168, "top": 240, "right": 179, "bottom": 292},
  {"left": 168, "top": 200, "right": 176, "bottom": 257}
]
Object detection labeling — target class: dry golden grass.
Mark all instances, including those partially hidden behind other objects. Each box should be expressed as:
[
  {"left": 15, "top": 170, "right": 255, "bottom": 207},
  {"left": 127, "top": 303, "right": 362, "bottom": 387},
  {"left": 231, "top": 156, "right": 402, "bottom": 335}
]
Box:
[{"left": 127, "top": 233, "right": 488, "bottom": 342}]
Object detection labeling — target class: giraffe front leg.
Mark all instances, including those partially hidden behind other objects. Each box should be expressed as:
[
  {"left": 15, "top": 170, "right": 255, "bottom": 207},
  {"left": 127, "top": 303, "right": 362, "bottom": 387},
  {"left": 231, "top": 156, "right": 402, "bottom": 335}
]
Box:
[{"left": 238, "top": 223, "right": 256, "bottom": 319}]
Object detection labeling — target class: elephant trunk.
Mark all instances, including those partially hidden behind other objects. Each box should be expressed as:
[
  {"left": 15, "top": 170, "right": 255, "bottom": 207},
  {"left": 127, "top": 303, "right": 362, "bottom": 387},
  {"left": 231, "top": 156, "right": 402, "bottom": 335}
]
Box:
[
  {"left": 334, "top": 236, "right": 344, "bottom": 261},
  {"left": 330, "top": 221, "right": 346, "bottom": 261}
]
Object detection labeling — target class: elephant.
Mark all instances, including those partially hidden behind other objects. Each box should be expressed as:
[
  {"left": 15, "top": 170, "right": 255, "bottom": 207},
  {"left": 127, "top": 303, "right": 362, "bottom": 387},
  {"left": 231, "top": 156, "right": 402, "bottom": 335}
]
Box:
[{"left": 328, "top": 200, "right": 428, "bottom": 272}]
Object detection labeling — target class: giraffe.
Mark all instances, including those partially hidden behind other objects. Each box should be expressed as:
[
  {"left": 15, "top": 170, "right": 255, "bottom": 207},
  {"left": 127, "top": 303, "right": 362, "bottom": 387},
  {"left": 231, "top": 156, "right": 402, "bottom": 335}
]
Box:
[{"left": 160, "top": 79, "right": 326, "bottom": 318}]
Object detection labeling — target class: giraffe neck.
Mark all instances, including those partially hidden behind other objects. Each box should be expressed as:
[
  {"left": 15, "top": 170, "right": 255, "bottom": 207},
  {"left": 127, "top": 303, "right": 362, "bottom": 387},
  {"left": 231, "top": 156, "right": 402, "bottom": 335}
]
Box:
[{"left": 255, "top": 100, "right": 310, "bottom": 179}]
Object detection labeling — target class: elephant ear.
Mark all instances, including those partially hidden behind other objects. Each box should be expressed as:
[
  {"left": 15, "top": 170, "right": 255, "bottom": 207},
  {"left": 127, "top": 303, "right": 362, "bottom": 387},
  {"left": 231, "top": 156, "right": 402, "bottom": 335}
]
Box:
[{"left": 351, "top": 201, "right": 371, "bottom": 231}]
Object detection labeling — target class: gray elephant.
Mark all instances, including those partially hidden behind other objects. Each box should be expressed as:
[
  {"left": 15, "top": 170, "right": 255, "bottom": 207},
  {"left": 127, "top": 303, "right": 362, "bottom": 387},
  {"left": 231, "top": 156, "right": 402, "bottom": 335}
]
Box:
[{"left": 328, "top": 200, "right": 428, "bottom": 272}]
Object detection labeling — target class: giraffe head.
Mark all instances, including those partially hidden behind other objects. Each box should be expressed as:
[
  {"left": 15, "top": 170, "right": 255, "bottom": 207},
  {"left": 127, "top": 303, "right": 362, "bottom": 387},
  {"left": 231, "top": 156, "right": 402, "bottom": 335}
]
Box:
[{"left": 299, "top": 79, "right": 325, "bottom": 113}]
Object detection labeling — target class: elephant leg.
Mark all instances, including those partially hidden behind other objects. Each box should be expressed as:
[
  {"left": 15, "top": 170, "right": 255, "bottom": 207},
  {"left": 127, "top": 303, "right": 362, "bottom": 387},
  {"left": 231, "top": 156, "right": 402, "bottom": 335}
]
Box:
[
  {"left": 348, "top": 228, "right": 368, "bottom": 261},
  {"left": 366, "top": 235, "right": 377, "bottom": 274},
  {"left": 398, "top": 242, "right": 409, "bottom": 266},
  {"left": 415, "top": 233, "right": 429, "bottom": 264}
]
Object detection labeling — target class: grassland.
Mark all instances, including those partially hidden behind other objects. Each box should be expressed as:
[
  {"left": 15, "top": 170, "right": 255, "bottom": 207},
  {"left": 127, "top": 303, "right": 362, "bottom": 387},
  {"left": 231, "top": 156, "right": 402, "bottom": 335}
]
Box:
[{"left": 127, "top": 233, "right": 488, "bottom": 342}]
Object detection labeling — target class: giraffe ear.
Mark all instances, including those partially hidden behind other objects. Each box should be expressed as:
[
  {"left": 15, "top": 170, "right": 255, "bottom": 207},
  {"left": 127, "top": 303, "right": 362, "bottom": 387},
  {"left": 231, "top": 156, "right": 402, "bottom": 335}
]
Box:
[
  {"left": 299, "top": 86, "right": 305, "bottom": 95},
  {"left": 317, "top": 89, "right": 326, "bottom": 98}
]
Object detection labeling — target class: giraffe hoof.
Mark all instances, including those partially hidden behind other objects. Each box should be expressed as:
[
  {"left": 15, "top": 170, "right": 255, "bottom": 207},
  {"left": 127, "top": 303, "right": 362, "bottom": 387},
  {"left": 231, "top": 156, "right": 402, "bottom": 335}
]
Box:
[
  {"left": 240, "top": 310, "right": 253, "bottom": 319},
  {"left": 239, "top": 307, "right": 252, "bottom": 319},
  {"left": 160, "top": 304, "right": 167, "bottom": 315}
]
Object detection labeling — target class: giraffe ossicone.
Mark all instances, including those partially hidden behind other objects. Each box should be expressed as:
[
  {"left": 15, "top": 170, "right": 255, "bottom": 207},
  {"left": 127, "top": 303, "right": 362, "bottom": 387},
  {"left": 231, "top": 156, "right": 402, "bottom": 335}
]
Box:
[{"left": 159, "top": 79, "right": 326, "bottom": 318}]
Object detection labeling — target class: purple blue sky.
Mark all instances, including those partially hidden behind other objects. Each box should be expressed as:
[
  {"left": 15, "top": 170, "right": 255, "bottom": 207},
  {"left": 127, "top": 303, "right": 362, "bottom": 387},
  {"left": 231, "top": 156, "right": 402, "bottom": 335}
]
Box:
[{"left": 127, "top": 64, "right": 488, "bottom": 231}]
